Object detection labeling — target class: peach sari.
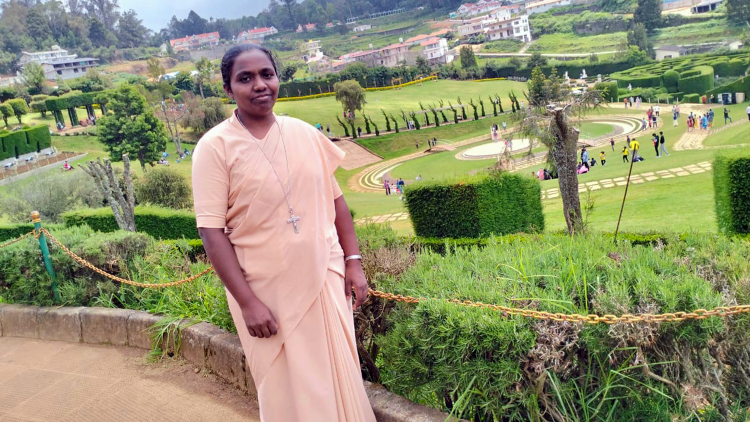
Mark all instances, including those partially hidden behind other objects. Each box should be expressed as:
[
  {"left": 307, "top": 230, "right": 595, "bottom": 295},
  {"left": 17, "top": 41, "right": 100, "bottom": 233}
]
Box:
[{"left": 192, "top": 114, "right": 375, "bottom": 422}]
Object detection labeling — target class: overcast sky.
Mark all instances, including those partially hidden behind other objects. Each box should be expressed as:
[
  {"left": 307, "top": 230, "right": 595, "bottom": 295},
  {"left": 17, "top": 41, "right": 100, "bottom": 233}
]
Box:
[{"left": 118, "top": 0, "right": 272, "bottom": 31}]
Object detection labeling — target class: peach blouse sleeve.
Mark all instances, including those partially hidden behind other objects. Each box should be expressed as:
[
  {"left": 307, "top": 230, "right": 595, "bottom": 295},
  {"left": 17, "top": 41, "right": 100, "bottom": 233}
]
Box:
[{"left": 192, "top": 139, "right": 229, "bottom": 229}]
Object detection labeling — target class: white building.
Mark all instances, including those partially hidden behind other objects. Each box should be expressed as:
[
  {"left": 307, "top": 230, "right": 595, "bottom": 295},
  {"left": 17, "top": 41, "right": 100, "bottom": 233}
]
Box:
[
  {"left": 458, "top": 16, "right": 490, "bottom": 38},
  {"left": 378, "top": 43, "right": 412, "bottom": 67},
  {"left": 18, "top": 45, "right": 76, "bottom": 67},
  {"left": 486, "top": 15, "right": 532, "bottom": 43},
  {"left": 654, "top": 45, "right": 688, "bottom": 61},
  {"left": 301, "top": 40, "right": 322, "bottom": 58},
  {"left": 420, "top": 37, "right": 454, "bottom": 65},
  {"left": 728, "top": 40, "right": 744, "bottom": 51},
  {"left": 352, "top": 24, "right": 372, "bottom": 32},
  {"left": 456, "top": 0, "right": 505, "bottom": 16},
  {"left": 307, "top": 52, "right": 333, "bottom": 74},
  {"left": 41, "top": 58, "right": 99, "bottom": 80},
  {"left": 526, "top": 0, "right": 572, "bottom": 15},
  {"left": 237, "top": 27, "right": 278, "bottom": 43}
]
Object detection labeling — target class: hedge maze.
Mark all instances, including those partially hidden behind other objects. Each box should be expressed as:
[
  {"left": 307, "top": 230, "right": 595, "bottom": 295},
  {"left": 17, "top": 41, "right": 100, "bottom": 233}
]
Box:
[
  {"left": 714, "top": 150, "right": 750, "bottom": 235},
  {"left": 611, "top": 53, "right": 749, "bottom": 102},
  {"left": 45, "top": 91, "right": 111, "bottom": 127},
  {"left": 0, "top": 126, "right": 52, "bottom": 161}
]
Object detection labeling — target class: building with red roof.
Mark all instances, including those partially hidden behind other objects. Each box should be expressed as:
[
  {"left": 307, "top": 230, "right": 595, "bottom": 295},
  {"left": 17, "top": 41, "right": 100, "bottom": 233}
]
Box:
[
  {"left": 237, "top": 27, "right": 278, "bottom": 43},
  {"left": 170, "top": 32, "right": 220, "bottom": 52}
]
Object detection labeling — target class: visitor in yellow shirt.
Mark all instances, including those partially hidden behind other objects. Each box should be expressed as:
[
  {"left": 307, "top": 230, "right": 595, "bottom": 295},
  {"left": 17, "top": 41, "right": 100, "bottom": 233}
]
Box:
[
  {"left": 630, "top": 139, "right": 640, "bottom": 161},
  {"left": 600, "top": 151, "right": 606, "bottom": 166},
  {"left": 622, "top": 146, "right": 629, "bottom": 163}
]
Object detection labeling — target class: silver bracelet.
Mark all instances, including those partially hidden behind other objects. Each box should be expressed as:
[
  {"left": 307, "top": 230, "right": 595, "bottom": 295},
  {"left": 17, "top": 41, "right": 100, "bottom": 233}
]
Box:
[{"left": 344, "top": 254, "right": 362, "bottom": 262}]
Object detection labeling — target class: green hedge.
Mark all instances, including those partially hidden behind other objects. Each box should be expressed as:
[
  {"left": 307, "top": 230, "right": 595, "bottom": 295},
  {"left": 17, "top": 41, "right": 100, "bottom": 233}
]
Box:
[
  {"left": 682, "top": 93, "right": 700, "bottom": 103},
  {"left": 25, "top": 125, "right": 51, "bottom": 151},
  {"left": 727, "top": 58, "right": 747, "bottom": 77},
  {"left": 707, "top": 76, "right": 750, "bottom": 98},
  {"left": 45, "top": 91, "right": 108, "bottom": 112},
  {"left": 0, "top": 126, "right": 52, "bottom": 160},
  {"left": 62, "top": 206, "right": 199, "bottom": 240},
  {"left": 714, "top": 150, "right": 750, "bottom": 235},
  {"left": 594, "top": 82, "right": 619, "bottom": 101},
  {"left": 678, "top": 66, "right": 714, "bottom": 95},
  {"left": 662, "top": 69, "right": 680, "bottom": 93},
  {"left": 404, "top": 173, "right": 544, "bottom": 238},
  {"left": 6, "top": 99, "right": 28, "bottom": 119}
]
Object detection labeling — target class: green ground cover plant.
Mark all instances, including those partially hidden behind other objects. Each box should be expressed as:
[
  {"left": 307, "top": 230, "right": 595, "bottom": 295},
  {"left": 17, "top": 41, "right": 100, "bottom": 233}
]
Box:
[
  {"left": 377, "top": 232, "right": 750, "bottom": 421},
  {"left": 714, "top": 149, "right": 750, "bottom": 234}
]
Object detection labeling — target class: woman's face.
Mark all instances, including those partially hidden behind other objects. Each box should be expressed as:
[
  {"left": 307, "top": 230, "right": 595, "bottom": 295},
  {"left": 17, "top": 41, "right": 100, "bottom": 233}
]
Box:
[{"left": 224, "top": 50, "right": 279, "bottom": 119}]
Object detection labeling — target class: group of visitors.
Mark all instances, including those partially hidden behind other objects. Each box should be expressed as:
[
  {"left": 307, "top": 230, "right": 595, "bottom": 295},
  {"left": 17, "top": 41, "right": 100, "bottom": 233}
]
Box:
[
  {"left": 383, "top": 178, "right": 405, "bottom": 196},
  {"left": 622, "top": 96, "right": 643, "bottom": 109},
  {"left": 640, "top": 106, "right": 660, "bottom": 131},
  {"left": 650, "top": 132, "right": 669, "bottom": 158},
  {"left": 576, "top": 147, "right": 608, "bottom": 174},
  {"left": 490, "top": 122, "right": 507, "bottom": 141},
  {"left": 686, "top": 111, "right": 711, "bottom": 132},
  {"left": 315, "top": 122, "right": 332, "bottom": 137}
]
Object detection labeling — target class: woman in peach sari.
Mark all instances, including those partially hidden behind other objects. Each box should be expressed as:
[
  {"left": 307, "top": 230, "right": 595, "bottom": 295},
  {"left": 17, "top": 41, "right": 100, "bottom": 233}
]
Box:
[{"left": 192, "top": 45, "right": 376, "bottom": 422}]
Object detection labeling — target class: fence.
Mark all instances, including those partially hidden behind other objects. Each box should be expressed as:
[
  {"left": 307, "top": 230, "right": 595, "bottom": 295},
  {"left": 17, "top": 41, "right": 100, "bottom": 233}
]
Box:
[{"left": 6, "top": 211, "right": 750, "bottom": 325}]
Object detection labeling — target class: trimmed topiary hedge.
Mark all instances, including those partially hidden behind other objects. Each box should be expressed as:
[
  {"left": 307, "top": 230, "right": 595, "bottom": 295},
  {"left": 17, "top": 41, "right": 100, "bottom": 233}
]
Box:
[
  {"left": 594, "top": 82, "right": 619, "bottom": 101},
  {"left": 682, "top": 93, "right": 700, "bottom": 103},
  {"left": 714, "top": 150, "right": 750, "bottom": 235},
  {"left": 404, "top": 173, "right": 544, "bottom": 239},
  {"left": 707, "top": 76, "right": 750, "bottom": 98},
  {"left": 62, "top": 206, "right": 199, "bottom": 240},
  {"left": 0, "top": 125, "right": 52, "bottom": 160},
  {"left": 678, "top": 66, "right": 714, "bottom": 95},
  {"left": 662, "top": 70, "right": 680, "bottom": 93}
]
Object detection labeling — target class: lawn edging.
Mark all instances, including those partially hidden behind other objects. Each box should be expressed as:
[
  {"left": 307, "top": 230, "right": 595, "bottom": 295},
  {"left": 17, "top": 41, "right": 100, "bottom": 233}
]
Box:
[{"left": 0, "top": 304, "right": 463, "bottom": 422}]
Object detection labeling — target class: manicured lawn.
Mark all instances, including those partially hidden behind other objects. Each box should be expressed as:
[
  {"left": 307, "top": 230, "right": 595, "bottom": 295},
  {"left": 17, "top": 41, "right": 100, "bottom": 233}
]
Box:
[
  {"left": 703, "top": 121, "right": 749, "bottom": 148},
  {"left": 3, "top": 108, "right": 103, "bottom": 132},
  {"left": 389, "top": 143, "right": 496, "bottom": 181},
  {"left": 653, "top": 19, "right": 744, "bottom": 46},
  {"left": 272, "top": 79, "right": 527, "bottom": 131},
  {"left": 579, "top": 122, "right": 615, "bottom": 139}
]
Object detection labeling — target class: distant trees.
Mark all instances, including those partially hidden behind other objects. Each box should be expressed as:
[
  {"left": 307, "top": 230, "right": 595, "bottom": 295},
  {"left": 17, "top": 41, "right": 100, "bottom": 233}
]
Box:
[
  {"left": 633, "top": 0, "right": 662, "bottom": 32},
  {"left": 627, "top": 23, "right": 653, "bottom": 57},
  {"left": 21, "top": 63, "right": 46, "bottom": 95},
  {"left": 334, "top": 80, "right": 366, "bottom": 116},
  {"left": 147, "top": 57, "right": 165, "bottom": 81},
  {"left": 726, "top": 0, "right": 750, "bottom": 25},
  {"left": 194, "top": 57, "right": 213, "bottom": 99},
  {"left": 459, "top": 46, "right": 477, "bottom": 69}
]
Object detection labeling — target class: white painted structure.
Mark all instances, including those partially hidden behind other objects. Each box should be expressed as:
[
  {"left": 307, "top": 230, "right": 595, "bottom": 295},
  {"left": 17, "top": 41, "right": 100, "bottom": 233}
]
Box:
[
  {"left": 654, "top": 45, "right": 687, "bottom": 61},
  {"left": 420, "top": 38, "right": 454, "bottom": 65},
  {"left": 486, "top": 15, "right": 532, "bottom": 42},
  {"left": 18, "top": 45, "right": 76, "bottom": 67},
  {"left": 526, "top": 0, "right": 572, "bottom": 15}
]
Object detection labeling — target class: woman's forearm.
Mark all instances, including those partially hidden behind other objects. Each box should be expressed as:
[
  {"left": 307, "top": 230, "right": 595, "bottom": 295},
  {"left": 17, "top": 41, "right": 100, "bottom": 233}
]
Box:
[
  {"left": 334, "top": 195, "right": 360, "bottom": 257},
  {"left": 199, "top": 227, "right": 259, "bottom": 307}
]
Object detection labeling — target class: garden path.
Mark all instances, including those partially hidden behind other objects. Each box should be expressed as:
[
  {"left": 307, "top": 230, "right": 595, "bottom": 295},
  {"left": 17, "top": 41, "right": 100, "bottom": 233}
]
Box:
[
  {"left": 0, "top": 337, "right": 260, "bottom": 422},
  {"left": 336, "top": 139, "right": 383, "bottom": 170}
]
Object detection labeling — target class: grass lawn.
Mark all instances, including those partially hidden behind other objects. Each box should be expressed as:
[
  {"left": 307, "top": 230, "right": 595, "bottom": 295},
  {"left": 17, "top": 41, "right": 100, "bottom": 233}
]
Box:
[
  {"left": 526, "top": 32, "right": 627, "bottom": 54},
  {"left": 703, "top": 120, "right": 750, "bottom": 148},
  {"left": 272, "top": 79, "right": 527, "bottom": 131},
  {"left": 579, "top": 122, "right": 615, "bottom": 139},
  {"left": 3, "top": 108, "right": 103, "bottom": 132},
  {"left": 653, "top": 19, "right": 744, "bottom": 46},
  {"left": 389, "top": 143, "right": 496, "bottom": 181},
  {"left": 481, "top": 39, "right": 524, "bottom": 53}
]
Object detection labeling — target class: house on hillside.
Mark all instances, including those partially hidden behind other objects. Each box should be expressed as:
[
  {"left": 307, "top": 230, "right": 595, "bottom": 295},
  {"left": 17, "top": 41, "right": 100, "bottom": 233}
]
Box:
[
  {"left": 296, "top": 23, "right": 317, "bottom": 33},
  {"left": 307, "top": 52, "right": 333, "bottom": 74},
  {"left": 458, "top": 16, "right": 489, "bottom": 38},
  {"left": 405, "top": 34, "right": 432, "bottom": 45},
  {"left": 420, "top": 37, "right": 454, "bottom": 65},
  {"left": 654, "top": 45, "right": 688, "bottom": 60},
  {"left": 352, "top": 24, "right": 372, "bottom": 32},
  {"left": 236, "top": 27, "right": 278, "bottom": 43},
  {"left": 691, "top": 0, "right": 723, "bottom": 13},
  {"left": 17, "top": 45, "right": 99, "bottom": 80},
  {"left": 170, "top": 32, "right": 220, "bottom": 52},
  {"left": 301, "top": 40, "right": 322, "bottom": 59},
  {"left": 456, "top": 0, "right": 505, "bottom": 16},
  {"left": 339, "top": 50, "right": 381, "bottom": 67},
  {"left": 526, "top": 0, "right": 572, "bottom": 15},
  {"left": 728, "top": 40, "right": 744, "bottom": 51},
  {"left": 18, "top": 45, "right": 77, "bottom": 67},
  {"left": 379, "top": 43, "right": 412, "bottom": 67},
  {"left": 486, "top": 15, "right": 532, "bottom": 43}
]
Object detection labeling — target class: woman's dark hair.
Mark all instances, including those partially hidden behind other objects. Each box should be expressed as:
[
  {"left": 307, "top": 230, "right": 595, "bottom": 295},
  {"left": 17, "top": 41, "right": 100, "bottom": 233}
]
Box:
[{"left": 220, "top": 44, "right": 278, "bottom": 89}]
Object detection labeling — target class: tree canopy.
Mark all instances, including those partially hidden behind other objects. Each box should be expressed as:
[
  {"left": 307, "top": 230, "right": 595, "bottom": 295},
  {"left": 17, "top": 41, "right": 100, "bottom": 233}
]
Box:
[
  {"left": 633, "top": 0, "right": 662, "bottom": 32},
  {"left": 459, "top": 46, "right": 477, "bottom": 69},
  {"left": 97, "top": 85, "right": 168, "bottom": 170},
  {"left": 334, "top": 80, "right": 366, "bottom": 115}
]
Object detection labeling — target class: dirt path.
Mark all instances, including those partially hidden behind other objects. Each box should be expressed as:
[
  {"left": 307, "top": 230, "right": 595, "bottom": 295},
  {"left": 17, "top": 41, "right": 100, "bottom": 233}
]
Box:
[{"left": 0, "top": 337, "right": 260, "bottom": 422}]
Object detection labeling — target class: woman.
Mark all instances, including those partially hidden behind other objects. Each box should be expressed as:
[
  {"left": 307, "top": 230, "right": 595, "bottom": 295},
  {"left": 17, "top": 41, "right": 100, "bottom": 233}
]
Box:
[{"left": 192, "top": 44, "right": 376, "bottom": 422}]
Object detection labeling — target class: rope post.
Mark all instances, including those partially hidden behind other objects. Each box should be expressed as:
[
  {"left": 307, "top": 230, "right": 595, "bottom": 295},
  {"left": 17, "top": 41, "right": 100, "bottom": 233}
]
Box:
[{"left": 31, "top": 211, "right": 60, "bottom": 303}]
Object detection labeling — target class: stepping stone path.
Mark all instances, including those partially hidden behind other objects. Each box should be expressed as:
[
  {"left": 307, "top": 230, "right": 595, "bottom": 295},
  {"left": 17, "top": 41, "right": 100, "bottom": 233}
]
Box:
[
  {"left": 539, "top": 161, "right": 713, "bottom": 200},
  {"left": 355, "top": 161, "right": 714, "bottom": 224}
]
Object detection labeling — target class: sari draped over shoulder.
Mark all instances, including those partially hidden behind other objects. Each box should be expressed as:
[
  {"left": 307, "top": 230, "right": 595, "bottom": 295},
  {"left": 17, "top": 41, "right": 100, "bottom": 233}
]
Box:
[{"left": 192, "top": 114, "right": 375, "bottom": 422}]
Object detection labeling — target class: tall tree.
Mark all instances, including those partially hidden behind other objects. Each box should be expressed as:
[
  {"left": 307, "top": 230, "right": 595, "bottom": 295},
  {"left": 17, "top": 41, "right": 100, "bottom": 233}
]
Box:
[
  {"left": 21, "top": 62, "right": 47, "bottom": 94},
  {"left": 146, "top": 57, "right": 165, "bottom": 80},
  {"left": 87, "top": 17, "right": 117, "bottom": 47},
  {"left": 334, "top": 79, "right": 366, "bottom": 116},
  {"left": 633, "top": 0, "right": 662, "bottom": 32},
  {"left": 25, "top": 7, "right": 53, "bottom": 48},
  {"left": 627, "top": 23, "right": 652, "bottom": 57},
  {"left": 726, "top": 0, "right": 750, "bottom": 25},
  {"left": 84, "top": 0, "right": 120, "bottom": 29},
  {"left": 194, "top": 57, "right": 213, "bottom": 99},
  {"left": 117, "top": 9, "right": 149, "bottom": 48},
  {"left": 97, "top": 85, "right": 168, "bottom": 170},
  {"left": 281, "top": 0, "right": 297, "bottom": 28},
  {"left": 459, "top": 45, "right": 477, "bottom": 69},
  {"left": 520, "top": 72, "right": 601, "bottom": 235}
]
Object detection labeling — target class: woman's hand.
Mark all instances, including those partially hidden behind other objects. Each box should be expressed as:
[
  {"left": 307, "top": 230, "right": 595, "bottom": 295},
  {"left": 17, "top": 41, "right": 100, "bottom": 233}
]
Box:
[
  {"left": 345, "top": 259, "right": 369, "bottom": 310},
  {"left": 241, "top": 298, "right": 278, "bottom": 338}
]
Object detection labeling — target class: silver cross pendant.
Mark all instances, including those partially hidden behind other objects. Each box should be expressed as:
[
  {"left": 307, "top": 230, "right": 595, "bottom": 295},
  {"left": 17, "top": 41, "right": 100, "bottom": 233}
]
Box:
[{"left": 287, "top": 209, "right": 300, "bottom": 234}]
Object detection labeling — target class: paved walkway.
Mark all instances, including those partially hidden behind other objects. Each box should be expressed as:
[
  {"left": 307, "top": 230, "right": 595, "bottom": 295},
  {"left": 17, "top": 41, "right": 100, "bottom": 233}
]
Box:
[{"left": 0, "top": 337, "right": 260, "bottom": 422}]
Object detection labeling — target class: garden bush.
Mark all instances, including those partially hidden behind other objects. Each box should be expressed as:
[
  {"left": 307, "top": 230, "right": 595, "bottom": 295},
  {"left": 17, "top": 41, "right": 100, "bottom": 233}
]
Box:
[
  {"left": 378, "top": 232, "right": 750, "bottom": 421},
  {"left": 62, "top": 206, "right": 199, "bottom": 240},
  {"left": 134, "top": 168, "right": 192, "bottom": 210},
  {"left": 662, "top": 69, "right": 680, "bottom": 93},
  {"left": 404, "top": 172, "right": 544, "bottom": 238},
  {"left": 678, "top": 66, "right": 715, "bottom": 94},
  {"left": 714, "top": 150, "right": 750, "bottom": 235},
  {"left": 727, "top": 58, "right": 747, "bottom": 77},
  {"left": 594, "top": 82, "right": 618, "bottom": 101},
  {"left": 682, "top": 93, "right": 700, "bottom": 103}
]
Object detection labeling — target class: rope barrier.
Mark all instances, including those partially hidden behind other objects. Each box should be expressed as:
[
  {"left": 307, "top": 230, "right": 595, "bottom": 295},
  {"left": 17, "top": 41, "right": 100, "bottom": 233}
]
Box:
[{"left": 5, "top": 229, "right": 750, "bottom": 324}]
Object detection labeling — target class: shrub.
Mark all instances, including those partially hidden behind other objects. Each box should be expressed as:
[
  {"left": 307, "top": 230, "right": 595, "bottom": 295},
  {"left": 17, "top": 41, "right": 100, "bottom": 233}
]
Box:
[
  {"left": 6, "top": 99, "right": 28, "bottom": 123},
  {"left": 594, "top": 82, "right": 618, "bottom": 101},
  {"left": 0, "top": 225, "right": 150, "bottom": 307},
  {"left": 682, "top": 93, "right": 700, "bottom": 103},
  {"left": 727, "top": 58, "right": 747, "bottom": 77},
  {"left": 134, "top": 168, "right": 191, "bottom": 210},
  {"left": 62, "top": 206, "right": 199, "bottom": 240},
  {"left": 0, "top": 171, "right": 104, "bottom": 223},
  {"left": 662, "top": 69, "right": 680, "bottom": 93},
  {"left": 377, "top": 232, "right": 750, "bottom": 420},
  {"left": 678, "top": 66, "right": 714, "bottom": 94},
  {"left": 24, "top": 125, "right": 51, "bottom": 151},
  {"left": 714, "top": 150, "right": 750, "bottom": 234},
  {"left": 404, "top": 173, "right": 544, "bottom": 238}
]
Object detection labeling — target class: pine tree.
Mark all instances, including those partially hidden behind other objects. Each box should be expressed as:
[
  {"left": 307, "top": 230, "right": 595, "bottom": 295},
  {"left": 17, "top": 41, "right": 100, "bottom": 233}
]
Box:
[{"left": 633, "top": 0, "right": 662, "bottom": 32}]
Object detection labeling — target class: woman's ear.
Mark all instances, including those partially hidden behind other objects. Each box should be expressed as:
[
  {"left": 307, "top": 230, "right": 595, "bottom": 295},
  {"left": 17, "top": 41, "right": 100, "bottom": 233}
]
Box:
[{"left": 223, "top": 84, "right": 234, "bottom": 100}]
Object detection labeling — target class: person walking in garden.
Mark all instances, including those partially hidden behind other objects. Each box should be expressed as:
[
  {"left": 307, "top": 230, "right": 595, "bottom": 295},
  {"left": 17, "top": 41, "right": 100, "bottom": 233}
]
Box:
[
  {"left": 673, "top": 111, "right": 678, "bottom": 127},
  {"left": 622, "top": 146, "right": 629, "bottom": 163},
  {"left": 652, "top": 133, "right": 660, "bottom": 158},
  {"left": 630, "top": 138, "right": 640, "bottom": 161},
  {"left": 192, "top": 44, "right": 376, "bottom": 422},
  {"left": 357, "top": 126, "right": 362, "bottom": 137},
  {"left": 610, "top": 138, "right": 615, "bottom": 151},
  {"left": 581, "top": 148, "right": 589, "bottom": 169},
  {"left": 600, "top": 151, "right": 606, "bottom": 166},
  {"left": 659, "top": 131, "right": 669, "bottom": 157},
  {"left": 384, "top": 179, "right": 391, "bottom": 195},
  {"left": 724, "top": 108, "right": 732, "bottom": 125},
  {"left": 747, "top": 104, "right": 750, "bottom": 121}
]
